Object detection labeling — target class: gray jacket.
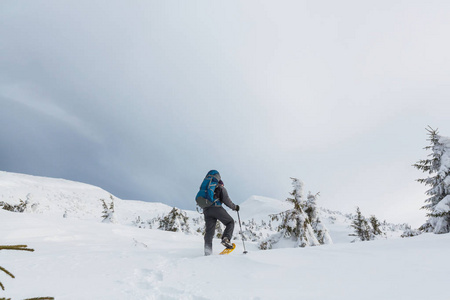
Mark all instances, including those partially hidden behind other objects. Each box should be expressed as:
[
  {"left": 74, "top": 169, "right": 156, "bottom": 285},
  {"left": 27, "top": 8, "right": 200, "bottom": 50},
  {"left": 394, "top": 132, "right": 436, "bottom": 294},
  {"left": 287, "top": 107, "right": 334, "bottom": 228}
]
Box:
[{"left": 214, "top": 185, "right": 237, "bottom": 210}]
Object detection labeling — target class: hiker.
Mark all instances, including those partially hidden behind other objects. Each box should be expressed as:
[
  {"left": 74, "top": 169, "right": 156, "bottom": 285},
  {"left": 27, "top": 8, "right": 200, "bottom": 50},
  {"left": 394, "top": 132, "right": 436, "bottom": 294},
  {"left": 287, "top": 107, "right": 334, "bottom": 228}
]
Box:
[{"left": 197, "top": 170, "right": 239, "bottom": 256}]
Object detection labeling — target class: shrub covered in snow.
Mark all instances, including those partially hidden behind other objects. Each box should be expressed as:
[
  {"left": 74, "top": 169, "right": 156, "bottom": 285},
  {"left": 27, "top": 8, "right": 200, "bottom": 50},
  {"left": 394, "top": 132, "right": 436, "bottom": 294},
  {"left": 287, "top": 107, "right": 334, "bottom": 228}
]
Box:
[
  {"left": 0, "top": 200, "right": 26, "bottom": 213},
  {"left": 0, "top": 194, "right": 34, "bottom": 213},
  {"left": 401, "top": 227, "right": 422, "bottom": 238}
]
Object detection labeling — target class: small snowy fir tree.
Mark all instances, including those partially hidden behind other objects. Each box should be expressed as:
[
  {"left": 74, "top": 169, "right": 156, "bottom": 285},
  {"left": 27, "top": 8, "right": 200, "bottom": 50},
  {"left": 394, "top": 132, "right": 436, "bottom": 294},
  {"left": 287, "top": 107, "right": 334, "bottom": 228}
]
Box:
[
  {"left": 350, "top": 208, "right": 384, "bottom": 241},
  {"left": 414, "top": 127, "right": 450, "bottom": 234},
  {"left": 369, "top": 215, "right": 383, "bottom": 237},
  {"left": 304, "top": 192, "right": 333, "bottom": 245},
  {"left": 260, "top": 178, "right": 320, "bottom": 249},
  {"left": 159, "top": 207, "right": 190, "bottom": 233},
  {"left": 350, "top": 207, "right": 371, "bottom": 242},
  {"left": 101, "top": 195, "right": 117, "bottom": 223}
]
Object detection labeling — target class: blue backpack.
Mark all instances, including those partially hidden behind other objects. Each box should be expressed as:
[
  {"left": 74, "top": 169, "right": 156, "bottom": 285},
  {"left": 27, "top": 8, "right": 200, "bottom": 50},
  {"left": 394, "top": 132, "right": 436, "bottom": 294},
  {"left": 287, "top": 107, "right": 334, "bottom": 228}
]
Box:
[{"left": 196, "top": 170, "right": 221, "bottom": 208}]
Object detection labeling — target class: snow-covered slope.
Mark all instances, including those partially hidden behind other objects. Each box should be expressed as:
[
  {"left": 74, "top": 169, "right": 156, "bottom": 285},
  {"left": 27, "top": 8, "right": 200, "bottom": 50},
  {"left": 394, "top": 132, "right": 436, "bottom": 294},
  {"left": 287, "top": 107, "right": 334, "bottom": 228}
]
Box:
[
  {"left": 0, "top": 171, "right": 407, "bottom": 243},
  {"left": 2, "top": 207, "right": 449, "bottom": 300},
  {"left": 0, "top": 170, "right": 174, "bottom": 222},
  {"left": 1, "top": 171, "right": 448, "bottom": 299},
  {"left": 0, "top": 170, "right": 114, "bottom": 219}
]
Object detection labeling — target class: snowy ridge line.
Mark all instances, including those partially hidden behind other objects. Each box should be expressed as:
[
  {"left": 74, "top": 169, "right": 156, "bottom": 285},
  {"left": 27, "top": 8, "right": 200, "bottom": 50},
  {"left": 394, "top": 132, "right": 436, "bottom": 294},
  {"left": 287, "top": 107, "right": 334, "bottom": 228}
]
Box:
[{"left": 0, "top": 170, "right": 411, "bottom": 245}]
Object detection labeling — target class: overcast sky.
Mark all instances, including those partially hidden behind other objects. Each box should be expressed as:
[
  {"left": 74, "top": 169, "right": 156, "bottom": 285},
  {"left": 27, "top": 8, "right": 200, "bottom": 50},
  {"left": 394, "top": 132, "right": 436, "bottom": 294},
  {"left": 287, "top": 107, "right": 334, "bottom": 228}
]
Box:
[{"left": 1, "top": 1, "right": 450, "bottom": 227}]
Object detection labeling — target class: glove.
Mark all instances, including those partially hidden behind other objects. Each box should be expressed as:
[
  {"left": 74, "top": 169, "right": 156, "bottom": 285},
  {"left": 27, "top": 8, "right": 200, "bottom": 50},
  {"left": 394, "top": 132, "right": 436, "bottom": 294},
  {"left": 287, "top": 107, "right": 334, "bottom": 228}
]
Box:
[{"left": 235, "top": 205, "right": 240, "bottom": 212}]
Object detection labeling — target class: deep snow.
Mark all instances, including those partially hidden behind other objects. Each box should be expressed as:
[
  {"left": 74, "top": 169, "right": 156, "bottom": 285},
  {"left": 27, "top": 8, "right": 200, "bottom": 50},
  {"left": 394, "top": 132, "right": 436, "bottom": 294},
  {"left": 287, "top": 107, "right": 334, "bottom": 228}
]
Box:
[{"left": 1, "top": 171, "right": 448, "bottom": 300}]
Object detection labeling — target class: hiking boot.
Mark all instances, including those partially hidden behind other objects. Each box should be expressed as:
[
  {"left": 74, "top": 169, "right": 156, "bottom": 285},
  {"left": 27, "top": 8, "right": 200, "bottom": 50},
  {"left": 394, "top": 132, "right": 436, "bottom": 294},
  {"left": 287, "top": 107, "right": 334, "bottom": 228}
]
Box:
[
  {"left": 221, "top": 237, "right": 233, "bottom": 249},
  {"left": 204, "top": 246, "right": 212, "bottom": 256}
]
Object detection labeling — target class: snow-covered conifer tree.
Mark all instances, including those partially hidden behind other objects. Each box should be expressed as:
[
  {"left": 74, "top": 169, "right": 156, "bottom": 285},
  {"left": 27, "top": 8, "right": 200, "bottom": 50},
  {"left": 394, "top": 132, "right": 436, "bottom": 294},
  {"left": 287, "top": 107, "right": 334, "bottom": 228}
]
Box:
[
  {"left": 414, "top": 127, "right": 450, "bottom": 234},
  {"left": 261, "top": 178, "right": 320, "bottom": 249},
  {"left": 159, "top": 207, "right": 190, "bottom": 233},
  {"left": 305, "top": 192, "right": 332, "bottom": 244},
  {"left": 350, "top": 207, "right": 371, "bottom": 242},
  {"left": 369, "top": 215, "right": 383, "bottom": 237},
  {"left": 101, "top": 195, "right": 117, "bottom": 223}
]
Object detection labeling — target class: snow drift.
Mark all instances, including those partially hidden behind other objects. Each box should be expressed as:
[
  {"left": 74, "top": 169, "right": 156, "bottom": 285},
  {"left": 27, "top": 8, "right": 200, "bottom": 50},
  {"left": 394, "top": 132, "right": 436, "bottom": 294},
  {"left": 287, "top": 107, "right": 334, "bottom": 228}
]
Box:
[{"left": 1, "top": 171, "right": 448, "bottom": 300}]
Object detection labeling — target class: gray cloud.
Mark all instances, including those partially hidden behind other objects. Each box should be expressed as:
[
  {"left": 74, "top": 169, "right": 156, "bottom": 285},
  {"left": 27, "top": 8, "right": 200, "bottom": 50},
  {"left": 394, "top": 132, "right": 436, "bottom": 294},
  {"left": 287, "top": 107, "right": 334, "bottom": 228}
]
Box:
[{"left": 1, "top": 1, "right": 450, "bottom": 226}]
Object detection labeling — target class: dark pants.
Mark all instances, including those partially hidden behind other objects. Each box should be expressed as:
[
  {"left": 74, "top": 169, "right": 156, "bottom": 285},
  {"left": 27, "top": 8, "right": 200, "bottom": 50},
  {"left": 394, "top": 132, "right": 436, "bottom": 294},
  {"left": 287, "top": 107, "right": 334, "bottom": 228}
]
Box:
[{"left": 203, "top": 206, "right": 235, "bottom": 255}]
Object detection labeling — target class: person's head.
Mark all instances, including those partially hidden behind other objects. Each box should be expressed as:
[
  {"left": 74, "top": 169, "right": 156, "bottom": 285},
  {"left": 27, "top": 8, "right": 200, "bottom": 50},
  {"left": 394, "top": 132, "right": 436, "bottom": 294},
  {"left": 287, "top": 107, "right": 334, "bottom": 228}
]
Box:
[{"left": 207, "top": 170, "right": 221, "bottom": 183}]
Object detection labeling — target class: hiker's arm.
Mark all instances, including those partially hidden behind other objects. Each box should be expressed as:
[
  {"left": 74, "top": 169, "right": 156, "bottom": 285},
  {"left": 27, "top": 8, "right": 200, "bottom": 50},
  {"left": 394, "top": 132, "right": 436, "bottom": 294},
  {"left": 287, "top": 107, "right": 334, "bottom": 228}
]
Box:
[{"left": 219, "top": 186, "right": 237, "bottom": 210}]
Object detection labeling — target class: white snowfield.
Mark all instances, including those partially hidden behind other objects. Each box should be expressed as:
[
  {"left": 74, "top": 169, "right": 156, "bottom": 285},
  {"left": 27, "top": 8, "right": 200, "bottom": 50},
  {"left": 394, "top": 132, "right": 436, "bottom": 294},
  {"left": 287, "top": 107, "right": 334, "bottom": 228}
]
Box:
[{"left": 1, "top": 171, "right": 449, "bottom": 300}]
